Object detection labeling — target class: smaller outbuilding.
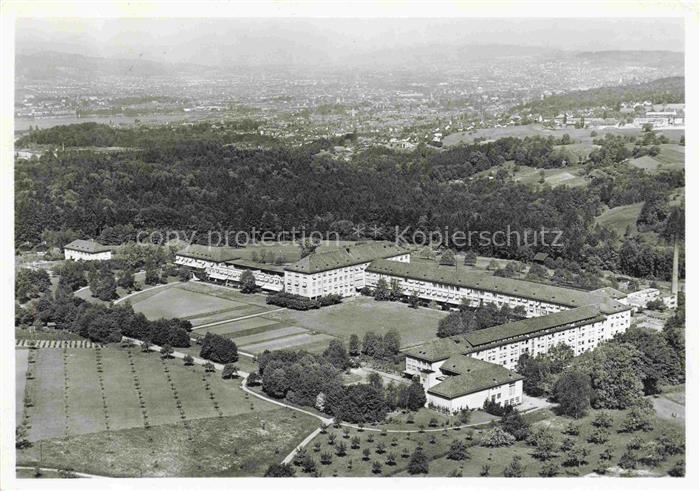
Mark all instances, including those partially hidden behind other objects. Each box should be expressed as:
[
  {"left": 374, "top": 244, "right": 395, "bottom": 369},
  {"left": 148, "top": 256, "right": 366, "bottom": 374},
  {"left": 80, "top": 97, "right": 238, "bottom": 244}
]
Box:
[{"left": 63, "top": 239, "right": 112, "bottom": 261}]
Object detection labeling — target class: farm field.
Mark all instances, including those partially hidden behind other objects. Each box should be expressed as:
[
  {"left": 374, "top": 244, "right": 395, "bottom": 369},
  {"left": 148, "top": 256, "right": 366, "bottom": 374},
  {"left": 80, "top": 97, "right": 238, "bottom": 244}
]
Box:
[
  {"left": 594, "top": 202, "right": 644, "bottom": 237},
  {"left": 17, "top": 345, "right": 272, "bottom": 443},
  {"left": 299, "top": 407, "right": 683, "bottom": 477}
]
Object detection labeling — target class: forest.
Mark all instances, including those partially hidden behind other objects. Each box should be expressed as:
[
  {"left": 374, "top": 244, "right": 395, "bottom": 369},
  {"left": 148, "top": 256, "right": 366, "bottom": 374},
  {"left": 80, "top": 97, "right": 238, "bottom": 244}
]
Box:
[{"left": 15, "top": 123, "right": 684, "bottom": 280}]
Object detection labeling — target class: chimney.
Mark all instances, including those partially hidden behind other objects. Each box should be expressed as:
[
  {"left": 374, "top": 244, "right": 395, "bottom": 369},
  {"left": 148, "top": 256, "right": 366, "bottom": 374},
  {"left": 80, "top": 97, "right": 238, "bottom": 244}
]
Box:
[{"left": 672, "top": 239, "right": 679, "bottom": 295}]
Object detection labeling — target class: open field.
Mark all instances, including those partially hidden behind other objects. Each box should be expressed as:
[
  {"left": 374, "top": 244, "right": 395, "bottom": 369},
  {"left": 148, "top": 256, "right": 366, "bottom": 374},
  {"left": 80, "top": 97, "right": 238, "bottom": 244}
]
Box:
[
  {"left": 277, "top": 296, "right": 448, "bottom": 349},
  {"left": 628, "top": 144, "right": 684, "bottom": 174},
  {"left": 475, "top": 161, "right": 588, "bottom": 188},
  {"left": 130, "top": 281, "right": 442, "bottom": 355},
  {"left": 18, "top": 409, "right": 317, "bottom": 477},
  {"left": 17, "top": 345, "right": 273, "bottom": 443},
  {"left": 594, "top": 202, "right": 644, "bottom": 237},
  {"left": 300, "top": 407, "right": 683, "bottom": 477},
  {"left": 443, "top": 124, "right": 684, "bottom": 147}
]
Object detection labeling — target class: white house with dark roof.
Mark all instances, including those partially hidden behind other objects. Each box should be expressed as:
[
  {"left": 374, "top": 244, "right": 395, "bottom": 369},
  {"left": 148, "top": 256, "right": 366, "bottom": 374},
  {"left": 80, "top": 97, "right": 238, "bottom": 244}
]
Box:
[
  {"left": 63, "top": 239, "right": 112, "bottom": 261},
  {"left": 425, "top": 356, "right": 524, "bottom": 412}
]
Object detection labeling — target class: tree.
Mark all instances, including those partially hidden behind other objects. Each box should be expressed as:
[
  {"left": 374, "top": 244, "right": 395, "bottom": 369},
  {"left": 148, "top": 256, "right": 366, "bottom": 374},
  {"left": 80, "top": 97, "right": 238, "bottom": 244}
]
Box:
[
  {"left": 503, "top": 455, "right": 524, "bottom": 477},
  {"left": 616, "top": 327, "right": 682, "bottom": 395},
  {"left": 144, "top": 265, "right": 161, "bottom": 285},
  {"left": 439, "top": 249, "right": 456, "bottom": 266},
  {"left": 320, "top": 451, "right": 333, "bottom": 465},
  {"left": 407, "top": 290, "right": 420, "bottom": 308},
  {"left": 407, "top": 447, "right": 429, "bottom": 474},
  {"left": 322, "top": 339, "right": 349, "bottom": 369},
  {"left": 362, "top": 448, "right": 371, "bottom": 461},
  {"left": 203, "top": 362, "right": 215, "bottom": 373},
  {"left": 500, "top": 406, "right": 530, "bottom": 441},
  {"left": 160, "top": 344, "right": 174, "bottom": 359},
  {"left": 383, "top": 329, "right": 401, "bottom": 357},
  {"left": 177, "top": 266, "right": 192, "bottom": 282},
  {"left": 183, "top": 354, "right": 194, "bottom": 366},
  {"left": 573, "top": 342, "right": 645, "bottom": 409},
  {"left": 222, "top": 363, "right": 239, "bottom": 379},
  {"left": 447, "top": 439, "right": 470, "bottom": 461},
  {"left": 371, "top": 461, "right": 383, "bottom": 474},
  {"left": 464, "top": 250, "right": 477, "bottom": 266},
  {"left": 554, "top": 370, "right": 592, "bottom": 418},
  {"left": 335, "top": 441, "right": 347, "bottom": 456},
  {"left": 300, "top": 454, "right": 317, "bottom": 473},
  {"left": 532, "top": 429, "right": 558, "bottom": 461},
  {"left": 265, "top": 463, "right": 296, "bottom": 477},
  {"left": 405, "top": 378, "right": 426, "bottom": 411},
  {"left": 373, "top": 278, "right": 391, "bottom": 301},
  {"left": 240, "top": 270, "right": 257, "bottom": 293},
  {"left": 348, "top": 334, "right": 360, "bottom": 356},
  {"left": 199, "top": 332, "right": 238, "bottom": 363}
]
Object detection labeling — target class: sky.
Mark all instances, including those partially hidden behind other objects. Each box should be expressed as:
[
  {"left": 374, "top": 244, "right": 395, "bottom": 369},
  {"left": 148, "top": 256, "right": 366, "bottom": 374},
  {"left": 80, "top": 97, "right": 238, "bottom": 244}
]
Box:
[{"left": 16, "top": 18, "right": 684, "bottom": 67}]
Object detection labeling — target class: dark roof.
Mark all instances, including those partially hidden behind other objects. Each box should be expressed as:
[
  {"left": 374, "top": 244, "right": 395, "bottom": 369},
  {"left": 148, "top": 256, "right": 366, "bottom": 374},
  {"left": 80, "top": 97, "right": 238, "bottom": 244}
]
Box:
[
  {"left": 285, "top": 241, "right": 407, "bottom": 274},
  {"left": 462, "top": 305, "right": 603, "bottom": 348},
  {"left": 404, "top": 303, "right": 630, "bottom": 362},
  {"left": 175, "top": 245, "right": 242, "bottom": 263},
  {"left": 427, "top": 357, "right": 523, "bottom": 399},
  {"left": 366, "top": 259, "right": 618, "bottom": 308},
  {"left": 403, "top": 337, "right": 471, "bottom": 363},
  {"left": 225, "top": 258, "right": 285, "bottom": 274},
  {"left": 64, "top": 239, "right": 111, "bottom": 253}
]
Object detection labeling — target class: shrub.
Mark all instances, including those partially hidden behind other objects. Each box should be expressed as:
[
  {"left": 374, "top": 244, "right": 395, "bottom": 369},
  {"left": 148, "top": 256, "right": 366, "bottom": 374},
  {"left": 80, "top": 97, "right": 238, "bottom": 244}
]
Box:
[
  {"left": 620, "top": 405, "right": 654, "bottom": 433},
  {"left": 264, "top": 463, "right": 295, "bottom": 477},
  {"left": 246, "top": 372, "right": 261, "bottom": 386},
  {"left": 266, "top": 291, "right": 320, "bottom": 310},
  {"left": 447, "top": 439, "right": 470, "bottom": 461},
  {"left": 480, "top": 427, "right": 516, "bottom": 447},
  {"left": 539, "top": 462, "right": 560, "bottom": 477},
  {"left": 592, "top": 411, "right": 614, "bottom": 428},
  {"left": 222, "top": 363, "right": 239, "bottom": 379}
]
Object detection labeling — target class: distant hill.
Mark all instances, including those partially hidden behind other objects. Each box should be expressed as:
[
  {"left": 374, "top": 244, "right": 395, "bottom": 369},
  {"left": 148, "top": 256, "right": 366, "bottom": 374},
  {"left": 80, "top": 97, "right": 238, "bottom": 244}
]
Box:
[
  {"left": 515, "top": 76, "right": 685, "bottom": 116},
  {"left": 575, "top": 50, "right": 684, "bottom": 68},
  {"left": 15, "top": 51, "right": 215, "bottom": 79}
]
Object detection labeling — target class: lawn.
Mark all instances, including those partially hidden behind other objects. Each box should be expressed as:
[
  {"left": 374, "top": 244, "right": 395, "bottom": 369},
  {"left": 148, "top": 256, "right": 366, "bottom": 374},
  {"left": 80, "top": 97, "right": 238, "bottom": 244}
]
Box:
[
  {"left": 131, "top": 285, "right": 245, "bottom": 320},
  {"left": 18, "top": 409, "right": 318, "bottom": 477},
  {"left": 594, "top": 202, "right": 644, "bottom": 237},
  {"left": 276, "top": 296, "right": 448, "bottom": 349}
]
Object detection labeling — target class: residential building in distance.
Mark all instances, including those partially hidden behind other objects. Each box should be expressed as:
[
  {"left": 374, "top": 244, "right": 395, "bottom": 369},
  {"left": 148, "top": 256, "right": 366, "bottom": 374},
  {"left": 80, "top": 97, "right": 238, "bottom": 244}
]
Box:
[{"left": 63, "top": 239, "right": 112, "bottom": 261}]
